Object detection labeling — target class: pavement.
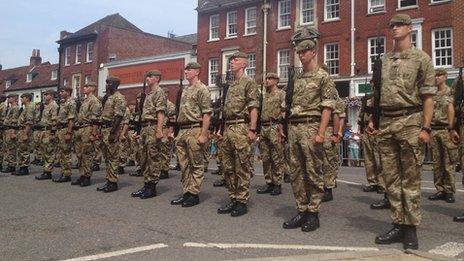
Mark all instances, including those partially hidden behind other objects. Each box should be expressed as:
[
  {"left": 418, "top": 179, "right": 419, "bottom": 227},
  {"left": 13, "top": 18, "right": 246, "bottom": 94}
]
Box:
[{"left": 0, "top": 161, "right": 463, "bottom": 261}]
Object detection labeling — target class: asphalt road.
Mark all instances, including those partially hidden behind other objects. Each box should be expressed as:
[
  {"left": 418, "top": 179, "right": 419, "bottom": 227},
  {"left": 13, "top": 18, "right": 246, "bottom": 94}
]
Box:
[{"left": 0, "top": 161, "right": 463, "bottom": 261}]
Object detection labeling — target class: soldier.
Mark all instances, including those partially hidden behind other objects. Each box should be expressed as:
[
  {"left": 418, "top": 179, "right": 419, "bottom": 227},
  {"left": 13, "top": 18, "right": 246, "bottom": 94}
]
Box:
[
  {"left": 52, "top": 87, "right": 76, "bottom": 183},
  {"left": 14, "top": 93, "right": 35, "bottom": 176},
  {"left": 322, "top": 96, "right": 345, "bottom": 202},
  {"left": 160, "top": 98, "right": 176, "bottom": 179},
  {"left": 1, "top": 94, "right": 20, "bottom": 173},
  {"left": 256, "top": 72, "right": 286, "bottom": 196},
  {"left": 72, "top": 82, "right": 102, "bottom": 187},
  {"left": 217, "top": 51, "right": 259, "bottom": 217},
  {"left": 170, "top": 62, "right": 212, "bottom": 207},
  {"left": 35, "top": 90, "right": 59, "bottom": 180},
  {"left": 31, "top": 102, "right": 43, "bottom": 165},
  {"left": 117, "top": 106, "right": 132, "bottom": 175},
  {"left": 282, "top": 40, "right": 336, "bottom": 232},
  {"left": 367, "top": 14, "right": 436, "bottom": 250},
  {"left": 129, "top": 96, "right": 143, "bottom": 177},
  {"left": 0, "top": 94, "right": 7, "bottom": 171},
  {"left": 130, "top": 70, "right": 167, "bottom": 199},
  {"left": 96, "top": 76, "right": 127, "bottom": 193},
  {"left": 428, "top": 68, "right": 459, "bottom": 203}
]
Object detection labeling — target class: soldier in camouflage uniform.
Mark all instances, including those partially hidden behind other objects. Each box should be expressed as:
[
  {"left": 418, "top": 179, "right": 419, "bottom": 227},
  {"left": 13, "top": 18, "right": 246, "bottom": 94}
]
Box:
[
  {"left": 14, "top": 93, "right": 35, "bottom": 176},
  {"left": 256, "top": 72, "right": 286, "bottom": 196},
  {"left": 129, "top": 99, "right": 143, "bottom": 177},
  {"left": 71, "top": 82, "right": 102, "bottom": 187},
  {"left": 367, "top": 14, "right": 436, "bottom": 250},
  {"left": 131, "top": 70, "right": 167, "bottom": 199},
  {"left": 170, "top": 62, "right": 212, "bottom": 207},
  {"left": 322, "top": 96, "right": 345, "bottom": 202},
  {"left": 96, "top": 76, "right": 127, "bottom": 193},
  {"left": 35, "top": 90, "right": 59, "bottom": 180},
  {"left": 282, "top": 40, "right": 336, "bottom": 232},
  {"left": 160, "top": 99, "right": 176, "bottom": 179},
  {"left": 0, "top": 94, "right": 7, "bottom": 171},
  {"left": 52, "top": 87, "right": 76, "bottom": 183},
  {"left": 117, "top": 106, "right": 132, "bottom": 175},
  {"left": 31, "top": 102, "right": 43, "bottom": 165},
  {"left": 217, "top": 51, "right": 259, "bottom": 217},
  {"left": 1, "top": 94, "right": 20, "bottom": 173},
  {"left": 428, "top": 68, "right": 458, "bottom": 203}
]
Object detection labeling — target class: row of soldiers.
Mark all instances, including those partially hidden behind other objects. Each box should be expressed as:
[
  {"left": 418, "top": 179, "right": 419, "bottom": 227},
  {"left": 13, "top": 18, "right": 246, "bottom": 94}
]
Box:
[{"left": 1, "top": 13, "right": 463, "bottom": 251}]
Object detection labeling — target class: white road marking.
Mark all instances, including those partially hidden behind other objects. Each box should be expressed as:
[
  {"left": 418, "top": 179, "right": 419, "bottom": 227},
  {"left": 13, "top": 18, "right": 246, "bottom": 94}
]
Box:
[
  {"left": 61, "top": 243, "right": 168, "bottom": 261},
  {"left": 183, "top": 242, "right": 379, "bottom": 252},
  {"left": 337, "top": 179, "right": 464, "bottom": 193},
  {"left": 428, "top": 242, "right": 464, "bottom": 257}
]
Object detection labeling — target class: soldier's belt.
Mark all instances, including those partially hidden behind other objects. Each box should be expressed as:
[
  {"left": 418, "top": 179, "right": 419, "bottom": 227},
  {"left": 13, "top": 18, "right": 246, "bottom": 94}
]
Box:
[
  {"left": 261, "top": 118, "right": 280, "bottom": 127},
  {"left": 4, "top": 125, "right": 19, "bottom": 130},
  {"left": 225, "top": 118, "right": 247, "bottom": 125},
  {"left": 141, "top": 120, "right": 158, "bottom": 127},
  {"left": 56, "top": 123, "right": 68, "bottom": 129},
  {"left": 75, "top": 124, "right": 91, "bottom": 130},
  {"left": 179, "top": 122, "right": 202, "bottom": 129},
  {"left": 101, "top": 121, "right": 113, "bottom": 128},
  {"left": 288, "top": 116, "right": 321, "bottom": 124},
  {"left": 380, "top": 106, "right": 421, "bottom": 117},
  {"left": 431, "top": 123, "right": 448, "bottom": 130}
]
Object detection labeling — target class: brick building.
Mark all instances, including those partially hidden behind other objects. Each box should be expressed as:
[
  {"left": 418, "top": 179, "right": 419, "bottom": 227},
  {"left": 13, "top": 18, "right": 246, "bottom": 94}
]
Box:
[
  {"left": 0, "top": 49, "right": 58, "bottom": 104},
  {"left": 196, "top": 0, "right": 461, "bottom": 127},
  {"left": 56, "top": 13, "right": 194, "bottom": 97}
]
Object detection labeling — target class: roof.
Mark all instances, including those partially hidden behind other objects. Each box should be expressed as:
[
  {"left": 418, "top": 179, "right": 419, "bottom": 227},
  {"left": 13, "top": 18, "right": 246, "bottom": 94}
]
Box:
[
  {"left": 197, "top": 0, "right": 260, "bottom": 12},
  {"left": 0, "top": 63, "right": 59, "bottom": 92},
  {"left": 58, "top": 13, "right": 143, "bottom": 43},
  {"left": 173, "top": 33, "right": 197, "bottom": 45}
]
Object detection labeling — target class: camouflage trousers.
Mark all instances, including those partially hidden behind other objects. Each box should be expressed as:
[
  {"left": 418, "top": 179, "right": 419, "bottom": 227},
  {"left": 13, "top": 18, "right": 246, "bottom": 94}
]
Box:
[
  {"left": 288, "top": 122, "right": 324, "bottom": 213},
  {"left": 216, "top": 139, "right": 224, "bottom": 177},
  {"left": 362, "top": 133, "right": 384, "bottom": 189},
  {"left": 3, "top": 129, "right": 17, "bottom": 167},
  {"left": 129, "top": 131, "right": 141, "bottom": 168},
  {"left": 221, "top": 123, "right": 253, "bottom": 204},
  {"left": 101, "top": 127, "right": 121, "bottom": 183},
  {"left": 140, "top": 125, "right": 167, "bottom": 183},
  {"left": 75, "top": 126, "right": 96, "bottom": 177},
  {"left": 56, "top": 128, "right": 73, "bottom": 176},
  {"left": 33, "top": 130, "right": 42, "bottom": 161},
  {"left": 161, "top": 138, "right": 173, "bottom": 172},
  {"left": 39, "top": 130, "right": 56, "bottom": 172},
  {"left": 17, "top": 128, "right": 31, "bottom": 167},
  {"left": 378, "top": 115, "right": 423, "bottom": 226},
  {"left": 118, "top": 137, "right": 130, "bottom": 167},
  {"left": 0, "top": 130, "right": 3, "bottom": 165},
  {"left": 323, "top": 126, "right": 340, "bottom": 189},
  {"left": 259, "top": 125, "right": 285, "bottom": 186},
  {"left": 431, "top": 129, "right": 458, "bottom": 194},
  {"left": 93, "top": 139, "right": 102, "bottom": 165},
  {"left": 176, "top": 128, "right": 207, "bottom": 195}
]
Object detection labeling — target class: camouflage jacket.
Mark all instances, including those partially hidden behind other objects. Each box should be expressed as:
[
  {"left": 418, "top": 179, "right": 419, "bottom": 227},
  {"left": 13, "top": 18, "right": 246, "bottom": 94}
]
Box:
[
  {"left": 18, "top": 102, "right": 35, "bottom": 127},
  {"left": 77, "top": 94, "right": 101, "bottom": 126},
  {"left": 177, "top": 81, "right": 212, "bottom": 124},
  {"left": 141, "top": 85, "right": 167, "bottom": 121},
  {"left": 261, "top": 88, "right": 285, "bottom": 122},
  {"left": 57, "top": 98, "right": 76, "bottom": 125},
  {"left": 40, "top": 100, "right": 59, "bottom": 128},
  {"left": 101, "top": 91, "right": 126, "bottom": 122},
  {"left": 224, "top": 74, "right": 259, "bottom": 121},
  {"left": 3, "top": 104, "right": 20, "bottom": 127},
  {"left": 0, "top": 102, "right": 7, "bottom": 126},
  {"left": 432, "top": 87, "right": 453, "bottom": 126}
]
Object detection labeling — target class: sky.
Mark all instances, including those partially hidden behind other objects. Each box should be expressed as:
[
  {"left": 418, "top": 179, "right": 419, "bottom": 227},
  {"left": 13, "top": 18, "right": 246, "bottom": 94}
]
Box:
[{"left": 0, "top": 0, "right": 198, "bottom": 69}]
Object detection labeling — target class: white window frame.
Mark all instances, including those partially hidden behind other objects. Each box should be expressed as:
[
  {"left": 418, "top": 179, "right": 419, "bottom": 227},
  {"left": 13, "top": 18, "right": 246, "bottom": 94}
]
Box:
[
  {"left": 226, "top": 11, "right": 237, "bottom": 38},
  {"left": 51, "top": 70, "right": 58, "bottom": 80},
  {"left": 75, "top": 44, "right": 82, "bottom": 64},
  {"left": 245, "top": 7, "right": 257, "bottom": 36},
  {"left": 208, "top": 58, "right": 219, "bottom": 86},
  {"left": 368, "top": 0, "right": 385, "bottom": 13},
  {"left": 5, "top": 80, "right": 11, "bottom": 89},
  {"left": 277, "top": 49, "right": 291, "bottom": 81},
  {"left": 26, "top": 73, "right": 33, "bottom": 83},
  {"left": 432, "top": 28, "right": 453, "bottom": 68},
  {"left": 278, "top": 0, "right": 291, "bottom": 29},
  {"left": 324, "top": 0, "right": 340, "bottom": 21},
  {"left": 72, "top": 74, "right": 81, "bottom": 91},
  {"left": 397, "top": 0, "right": 418, "bottom": 9},
  {"left": 63, "top": 79, "right": 68, "bottom": 87},
  {"left": 410, "top": 18, "right": 423, "bottom": 50},
  {"left": 84, "top": 75, "right": 91, "bottom": 84},
  {"left": 324, "top": 43, "right": 340, "bottom": 76},
  {"left": 246, "top": 53, "right": 256, "bottom": 79},
  {"left": 86, "top": 42, "right": 93, "bottom": 63},
  {"left": 430, "top": 0, "right": 451, "bottom": 4},
  {"left": 367, "top": 36, "right": 386, "bottom": 73},
  {"left": 64, "top": 47, "right": 71, "bottom": 66},
  {"left": 209, "top": 14, "right": 220, "bottom": 41},
  {"left": 300, "top": 0, "right": 315, "bottom": 25}
]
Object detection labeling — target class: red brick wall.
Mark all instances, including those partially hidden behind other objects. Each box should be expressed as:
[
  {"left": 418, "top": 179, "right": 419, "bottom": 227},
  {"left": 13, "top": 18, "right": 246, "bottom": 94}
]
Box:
[{"left": 452, "top": 0, "right": 464, "bottom": 65}]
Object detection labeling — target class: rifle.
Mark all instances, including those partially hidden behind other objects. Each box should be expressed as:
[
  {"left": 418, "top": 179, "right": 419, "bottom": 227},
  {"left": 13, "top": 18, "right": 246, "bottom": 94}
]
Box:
[
  {"left": 38, "top": 92, "right": 45, "bottom": 123},
  {"left": 283, "top": 67, "right": 295, "bottom": 142},
  {"left": 358, "top": 78, "right": 369, "bottom": 134},
  {"left": 372, "top": 24, "right": 383, "bottom": 130},
  {"left": 219, "top": 71, "right": 231, "bottom": 135},
  {"left": 256, "top": 83, "right": 264, "bottom": 134},
  {"left": 454, "top": 57, "right": 464, "bottom": 133},
  {"left": 135, "top": 75, "right": 147, "bottom": 135},
  {"left": 173, "top": 70, "right": 183, "bottom": 136}
]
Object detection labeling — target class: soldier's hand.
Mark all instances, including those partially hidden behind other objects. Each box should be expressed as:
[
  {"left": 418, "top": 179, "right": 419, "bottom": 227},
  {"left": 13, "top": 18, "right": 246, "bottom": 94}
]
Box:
[
  {"left": 168, "top": 131, "right": 175, "bottom": 141},
  {"left": 419, "top": 130, "right": 431, "bottom": 144},
  {"left": 11, "top": 133, "right": 17, "bottom": 140},
  {"left": 197, "top": 134, "right": 208, "bottom": 145},
  {"left": 90, "top": 133, "right": 98, "bottom": 142},
  {"left": 64, "top": 132, "right": 72, "bottom": 142},
  {"left": 119, "top": 134, "right": 126, "bottom": 143},
  {"left": 132, "top": 133, "right": 140, "bottom": 140},
  {"left": 330, "top": 134, "right": 340, "bottom": 144},
  {"left": 248, "top": 130, "right": 257, "bottom": 143},
  {"left": 449, "top": 130, "right": 460, "bottom": 144},
  {"left": 155, "top": 129, "right": 163, "bottom": 140},
  {"left": 366, "top": 121, "right": 377, "bottom": 135},
  {"left": 313, "top": 133, "right": 324, "bottom": 144}
]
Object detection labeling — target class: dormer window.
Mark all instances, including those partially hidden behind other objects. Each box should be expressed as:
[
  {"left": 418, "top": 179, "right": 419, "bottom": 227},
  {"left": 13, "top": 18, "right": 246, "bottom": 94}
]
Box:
[
  {"left": 26, "top": 73, "right": 33, "bottom": 83},
  {"left": 5, "top": 80, "right": 11, "bottom": 89}
]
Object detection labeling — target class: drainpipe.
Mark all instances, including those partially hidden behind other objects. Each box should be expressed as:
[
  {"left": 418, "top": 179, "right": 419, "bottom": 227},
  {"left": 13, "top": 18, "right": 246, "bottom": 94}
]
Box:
[
  {"left": 262, "top": 0, "right": 270, "bottom": 83},
  {"left": 350, "top": 0, "right": 357, "bottom": 129}
]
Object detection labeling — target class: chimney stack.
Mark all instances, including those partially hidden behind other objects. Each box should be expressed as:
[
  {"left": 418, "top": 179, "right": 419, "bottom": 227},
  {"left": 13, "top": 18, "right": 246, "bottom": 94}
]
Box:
[
  {"left": 30, "top": 49, "right": 42, "bottom": 66},
  {"left": 60, "top": 30, "right": 71, "bottom": 40}
]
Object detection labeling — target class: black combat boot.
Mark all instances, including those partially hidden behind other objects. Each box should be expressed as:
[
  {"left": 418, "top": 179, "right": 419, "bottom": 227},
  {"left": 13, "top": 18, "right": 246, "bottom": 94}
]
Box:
[
  {"left": 322, "top": 188, "right": 333, "bottom": 202},
  {"left": 16, "top": 166, "right": 30, "bottom": 176},
  {"left": 79, "top": 177, "right": 91, "bottom": 187},
  {"left": 363, "top": 184, "right": 380, "bottom": 192},
  {"left": 126, "top": 160, "right": 135, "bottom": 167},
  {"left": 129, "top": 169, "right": 142, "bottom": 176},
  {"left": 31, "top": 158, "right": 40, "bottom": 165},
  {"left": 231, "top": 202, "right": 248, "bottom": 217},
  {"left": 204, "top": 166, "right": 209, "bottom": 172},
  {"left": 284, "top": 173, "right": 291, "bottom": 183},
  {"left": 257, "top": 184, "right": 274, "bottom": 194},
  {"left": 102, "top": 181, "right": 118, "bottom": 193},
  {"left": 301, "top": 212, "right": 320, "bottom": 232},
  {"left": 139, "top": 181, "right": 156, "bottom": 199},
  {"left": 171, "top": 193, "right": 189, "bottom": 205},
  {"left": 182, "top": 193, "right": 200, "bottom": 207},
  {"left": 160, "top": 170, "right": 169, "bottom": 179},
  {"left": 370, "top": 194, "right": 391, "bottom": 209},
  {"left": 91, "top": 164, "right": 100, "bottom": 171},
  {"left": 402, "top": 225, "right": 418, "bottom": 250},
  {"left": 270, "top": 185, "right": 282, "bottom": 196},
  {"left": 175, "top": 163, "right": 181, "bottom": 171},
  {"left": 217, "top": 200, "right": 236, "bottom": 214},
  {"left": 2, "top": 166, "right": 15, "bottom": 173},
  {"left": 96, "top": 182, "right": 110, "bottom": 191},
  {"left": 283, "top": 212, "right": 309, "bottom": 229},
  {"left": 53, "top": 174, "right": 71, "bottom": 183},
  {"left": 71, "top": 176, "right": 84, "bottom": 185},
  {"left": 35, "top": 172, "right": 52, "bottom": 180},
  {"left": 454, "top": 213, "right": 464, "bottom": 222},
  {"left": 213, "top": 179, "right": 226, "bottom": 187},
  {"left": 375, "top": 224, "right": 403, "bottom": 245},
  {"left": 131, "top": 183, "right": 148, "bottom": 197},
  {"left": 117, "top": 166, "right": 125, "bottom": 175},
  {"left": 428, "top": 191, "right": 447, "bottom": 201},
  {"left": 445, "top": 193, "right": 455, "bottom": 203}
]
